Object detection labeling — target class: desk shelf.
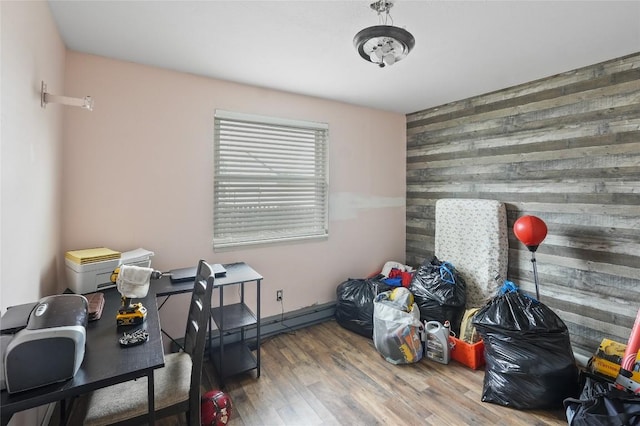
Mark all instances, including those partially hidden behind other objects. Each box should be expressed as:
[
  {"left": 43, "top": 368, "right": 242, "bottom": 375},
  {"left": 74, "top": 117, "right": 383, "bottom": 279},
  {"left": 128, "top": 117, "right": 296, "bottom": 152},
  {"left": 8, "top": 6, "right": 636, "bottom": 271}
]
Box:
[
  {"left": 209, "top": 263, "right": 262, "bottom": 387},
  {"left": 211, "top": 303, "right": 256, "bottom": 331},
  {"left": 210, "top": 341, "right": 257, "bottom": 379}
]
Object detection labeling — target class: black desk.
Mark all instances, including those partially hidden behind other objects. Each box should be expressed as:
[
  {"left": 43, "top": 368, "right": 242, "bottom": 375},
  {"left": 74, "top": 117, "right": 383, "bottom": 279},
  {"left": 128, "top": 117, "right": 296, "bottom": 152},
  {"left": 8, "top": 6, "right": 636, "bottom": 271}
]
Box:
[
  {"left": 0, "top": 288, "right": 164, "bottom": 425},
  {"left": 153, "top": 262, "right": 262, "bottom": 296},
  {"left": 152, "top": 262, "right": 263, "bottom": 384}
]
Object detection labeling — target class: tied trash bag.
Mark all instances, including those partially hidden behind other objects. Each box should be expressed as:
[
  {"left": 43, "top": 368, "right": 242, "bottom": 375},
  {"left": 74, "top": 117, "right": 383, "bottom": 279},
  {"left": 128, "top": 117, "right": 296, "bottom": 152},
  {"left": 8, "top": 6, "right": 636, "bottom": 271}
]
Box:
[
  {"left": 373, "top": 287, "right": 423, "bottom": 365},
  {"left": 335, "top": 278, "right": 392, "bottom": 338},
  {"left": 564, "top": 375, "right": 640, "bottom": 426},
  {"left": 472, "top": 281, "right": 580, "bottom": 409},
  {"left": 408, "top": 256, "right": 466, "bottom": 336}
]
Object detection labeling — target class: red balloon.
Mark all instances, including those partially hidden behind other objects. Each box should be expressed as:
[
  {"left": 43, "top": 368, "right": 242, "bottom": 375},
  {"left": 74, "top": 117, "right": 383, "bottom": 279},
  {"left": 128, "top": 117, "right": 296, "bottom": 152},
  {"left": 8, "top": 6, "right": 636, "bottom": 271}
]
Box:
[{"left": 513, "top": 215, "right": 547, "bottom": 249}]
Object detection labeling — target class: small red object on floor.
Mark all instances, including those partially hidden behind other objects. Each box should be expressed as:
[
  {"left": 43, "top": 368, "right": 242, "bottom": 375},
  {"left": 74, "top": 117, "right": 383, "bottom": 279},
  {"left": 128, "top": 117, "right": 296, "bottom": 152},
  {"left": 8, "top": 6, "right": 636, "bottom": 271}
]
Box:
[{"left": 201, "top": 389, "right": 232, "bottom": 426}]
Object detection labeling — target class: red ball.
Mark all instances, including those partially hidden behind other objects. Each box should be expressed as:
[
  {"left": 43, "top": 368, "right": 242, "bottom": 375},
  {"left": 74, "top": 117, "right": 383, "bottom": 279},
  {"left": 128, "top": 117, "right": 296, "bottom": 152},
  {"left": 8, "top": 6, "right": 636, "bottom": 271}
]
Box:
[
  {"left": 513, "top": 215, "right": 547, "bottom": 249},
  {"left": 201, "top": 390, "right": 232, "bottom": 426}
]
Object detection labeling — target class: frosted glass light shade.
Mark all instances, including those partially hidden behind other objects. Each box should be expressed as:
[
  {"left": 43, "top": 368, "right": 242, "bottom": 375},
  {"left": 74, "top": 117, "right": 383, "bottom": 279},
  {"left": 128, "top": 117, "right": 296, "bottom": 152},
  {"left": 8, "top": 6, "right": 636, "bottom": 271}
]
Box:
[{"left": 354, "top": 25, "right": 415, "bottom": 68}]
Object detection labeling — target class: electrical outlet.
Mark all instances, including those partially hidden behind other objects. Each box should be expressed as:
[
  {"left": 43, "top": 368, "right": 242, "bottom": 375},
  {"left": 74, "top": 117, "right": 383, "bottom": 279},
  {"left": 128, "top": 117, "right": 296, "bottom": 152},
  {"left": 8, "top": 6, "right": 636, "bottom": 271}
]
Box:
[{"left": 276, "top": 289, "right": 283, "bottom": 301}]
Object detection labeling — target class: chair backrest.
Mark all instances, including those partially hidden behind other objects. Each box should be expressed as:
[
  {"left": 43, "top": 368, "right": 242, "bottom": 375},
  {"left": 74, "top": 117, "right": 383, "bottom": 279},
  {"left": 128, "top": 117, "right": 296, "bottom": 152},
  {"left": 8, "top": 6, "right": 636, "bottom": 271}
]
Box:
[{"left": 184, "top": 260, "right": 215, "bottom": 425}]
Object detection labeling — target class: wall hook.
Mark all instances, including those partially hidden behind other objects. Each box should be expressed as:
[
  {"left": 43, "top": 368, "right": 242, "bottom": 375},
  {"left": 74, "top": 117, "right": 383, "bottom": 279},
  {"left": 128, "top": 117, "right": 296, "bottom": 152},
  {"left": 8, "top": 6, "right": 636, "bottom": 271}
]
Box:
[{"left": 41, "top": 81, "right": 93, "bottom": 111}]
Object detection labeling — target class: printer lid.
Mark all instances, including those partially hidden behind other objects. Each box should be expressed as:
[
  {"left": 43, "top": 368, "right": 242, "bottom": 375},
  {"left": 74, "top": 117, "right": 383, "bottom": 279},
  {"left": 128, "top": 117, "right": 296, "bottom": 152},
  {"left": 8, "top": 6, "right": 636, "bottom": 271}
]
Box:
[
  {"left": 1, "top": 302, "right": 37, "bottom": 335},
  {"left": 27, "top": 295, "right": 88, "bottom": 330}
]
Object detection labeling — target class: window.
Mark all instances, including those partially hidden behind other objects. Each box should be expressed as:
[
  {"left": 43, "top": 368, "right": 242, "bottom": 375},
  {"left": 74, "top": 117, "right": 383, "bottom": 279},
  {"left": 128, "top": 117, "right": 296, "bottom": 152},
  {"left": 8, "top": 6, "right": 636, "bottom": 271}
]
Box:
[{"left": 213, "top": 110, "right": 329, "bottom": 249}]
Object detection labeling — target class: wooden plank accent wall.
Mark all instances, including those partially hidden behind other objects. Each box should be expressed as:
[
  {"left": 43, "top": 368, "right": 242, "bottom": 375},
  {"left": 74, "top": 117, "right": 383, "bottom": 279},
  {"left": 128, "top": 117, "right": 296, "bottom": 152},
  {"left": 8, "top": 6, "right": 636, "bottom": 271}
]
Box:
[{"left": 405, "top": 52, "right": 640, "bottom": 358}]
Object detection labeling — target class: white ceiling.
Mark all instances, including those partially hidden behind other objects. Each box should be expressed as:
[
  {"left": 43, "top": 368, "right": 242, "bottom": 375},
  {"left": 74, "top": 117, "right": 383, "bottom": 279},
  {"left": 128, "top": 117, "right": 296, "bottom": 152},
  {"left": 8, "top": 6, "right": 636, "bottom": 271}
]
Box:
[{"left": 48, "top": 0, "right": 640, "bottom": 115}]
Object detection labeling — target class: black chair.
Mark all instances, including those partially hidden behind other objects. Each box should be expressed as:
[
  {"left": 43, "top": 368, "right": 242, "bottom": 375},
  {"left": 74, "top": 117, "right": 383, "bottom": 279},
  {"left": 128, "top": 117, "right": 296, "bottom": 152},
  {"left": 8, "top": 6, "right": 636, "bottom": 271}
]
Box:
[{"left": 82, "top": 260, "right": 214, "bottom": 426}]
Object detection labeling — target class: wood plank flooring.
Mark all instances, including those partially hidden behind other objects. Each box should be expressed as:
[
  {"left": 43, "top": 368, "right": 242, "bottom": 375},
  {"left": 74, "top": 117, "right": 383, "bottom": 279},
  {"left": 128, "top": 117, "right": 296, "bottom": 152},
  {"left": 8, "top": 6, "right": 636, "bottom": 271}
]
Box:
[
  {"left": 202, "top": 320, "right": 567, "bottom": 426},
  {"left": 57, "top": 320, "right": 569, "bottom": 425}
]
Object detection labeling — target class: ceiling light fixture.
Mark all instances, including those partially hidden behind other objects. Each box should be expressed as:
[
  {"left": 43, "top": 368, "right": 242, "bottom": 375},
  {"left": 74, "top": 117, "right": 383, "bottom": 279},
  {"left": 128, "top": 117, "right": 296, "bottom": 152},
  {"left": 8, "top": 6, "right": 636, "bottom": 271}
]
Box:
[{"left": 354, "top": 0, "right": 415, "bottom": 68}]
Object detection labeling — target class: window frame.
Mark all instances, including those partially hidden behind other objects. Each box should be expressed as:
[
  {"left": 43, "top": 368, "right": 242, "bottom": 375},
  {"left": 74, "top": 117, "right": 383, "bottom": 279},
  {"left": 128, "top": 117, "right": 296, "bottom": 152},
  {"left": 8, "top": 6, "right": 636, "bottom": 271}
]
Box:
[{"left": 213, "top": 110, "right": 329, "bottom": 250}]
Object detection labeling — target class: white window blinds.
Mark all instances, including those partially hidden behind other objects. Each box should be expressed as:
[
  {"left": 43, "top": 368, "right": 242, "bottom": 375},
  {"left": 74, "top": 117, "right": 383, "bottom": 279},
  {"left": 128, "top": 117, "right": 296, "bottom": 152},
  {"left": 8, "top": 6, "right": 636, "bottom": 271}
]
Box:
[{"left": 213, "top": 110, "right": 329, "bottom": 249}]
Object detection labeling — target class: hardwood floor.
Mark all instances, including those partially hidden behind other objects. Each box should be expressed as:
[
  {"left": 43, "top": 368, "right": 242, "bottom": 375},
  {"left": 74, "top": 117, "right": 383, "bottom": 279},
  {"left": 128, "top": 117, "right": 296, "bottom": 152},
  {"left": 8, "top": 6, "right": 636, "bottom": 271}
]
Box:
[
  {"left": 200, "top": 320, "right": 568, "bottom": 426},
  {"left": 58, "top": 320, "right": 569, "bottom": 425}
]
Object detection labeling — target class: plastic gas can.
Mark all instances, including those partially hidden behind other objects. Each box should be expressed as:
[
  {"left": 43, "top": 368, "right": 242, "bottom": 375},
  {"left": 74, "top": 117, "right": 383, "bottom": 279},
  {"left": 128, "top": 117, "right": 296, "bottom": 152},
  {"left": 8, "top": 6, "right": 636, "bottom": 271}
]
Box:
[{"left": 425, "top": 321, "right": 450, "bottom": 364}]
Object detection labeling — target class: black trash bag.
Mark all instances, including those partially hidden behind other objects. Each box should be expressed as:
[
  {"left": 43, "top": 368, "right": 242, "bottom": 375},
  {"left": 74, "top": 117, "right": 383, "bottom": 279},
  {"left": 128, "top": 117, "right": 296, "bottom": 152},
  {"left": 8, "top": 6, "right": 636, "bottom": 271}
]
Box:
[
  {"left": 564, "top": 374, "right": 640, "bottom": 426},
  {"left": 472, "top": 281, "right": 580, "bottom": 409},
  {"left": 335, "top": 278, "right": 392, "bottom": 339},
  {"left": 408, "top": 256, "right": 466, "bottom": 335}
]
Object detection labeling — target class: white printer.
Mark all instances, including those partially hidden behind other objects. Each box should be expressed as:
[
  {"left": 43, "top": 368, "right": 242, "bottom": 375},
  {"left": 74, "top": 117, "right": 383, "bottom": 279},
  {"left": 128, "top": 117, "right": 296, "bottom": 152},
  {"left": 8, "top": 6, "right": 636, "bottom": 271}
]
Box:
[
  {"left": 65, "top": 248, "right": 154, "bottom": 294},
  {"left": 2, "top": 294, "right": 88, "bottom": 393}
]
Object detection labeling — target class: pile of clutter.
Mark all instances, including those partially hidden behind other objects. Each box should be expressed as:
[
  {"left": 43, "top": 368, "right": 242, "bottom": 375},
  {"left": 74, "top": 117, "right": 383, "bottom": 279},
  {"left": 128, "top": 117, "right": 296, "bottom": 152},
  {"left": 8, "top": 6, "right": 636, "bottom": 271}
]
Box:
[
  {"left": 377, "top": 261, "right": 415, "bottom": 287},
  {"left": 336, "top": 257, "right": 467, "bottom": 346},
  {"left": 335, "top": 256, "right": 581, "bottom": 412}
]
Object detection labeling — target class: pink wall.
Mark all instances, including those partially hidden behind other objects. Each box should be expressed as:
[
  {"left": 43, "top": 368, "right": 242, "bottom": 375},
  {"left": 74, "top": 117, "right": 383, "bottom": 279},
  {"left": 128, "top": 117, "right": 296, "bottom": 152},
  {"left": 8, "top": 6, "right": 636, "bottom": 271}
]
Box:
[
  {"left": 1, "top": 2, "right": 66, "bottom": 424},
  {"left": 63, "top": 52, "right": 407, "bottom": 342},
  {"left": 1, "top": 3, "right": 404, "bottom": 421},
  {"left": 1, "top": 1, "right": 66, "bottom": 310}
]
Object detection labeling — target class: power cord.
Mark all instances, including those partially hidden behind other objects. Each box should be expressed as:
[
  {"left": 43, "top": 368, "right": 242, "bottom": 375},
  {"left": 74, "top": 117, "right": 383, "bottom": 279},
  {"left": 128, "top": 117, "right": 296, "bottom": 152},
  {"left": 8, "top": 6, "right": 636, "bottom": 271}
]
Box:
[{"left": 279, "top": 298, "right": 296, "bottom": 335}]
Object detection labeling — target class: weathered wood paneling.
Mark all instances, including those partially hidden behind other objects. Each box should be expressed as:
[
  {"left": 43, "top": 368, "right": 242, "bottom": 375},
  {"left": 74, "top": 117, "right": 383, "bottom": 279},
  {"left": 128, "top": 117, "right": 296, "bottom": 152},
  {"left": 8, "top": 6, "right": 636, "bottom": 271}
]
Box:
[{"left": 406, "top": 52, "right": 640, "bottom": 358}]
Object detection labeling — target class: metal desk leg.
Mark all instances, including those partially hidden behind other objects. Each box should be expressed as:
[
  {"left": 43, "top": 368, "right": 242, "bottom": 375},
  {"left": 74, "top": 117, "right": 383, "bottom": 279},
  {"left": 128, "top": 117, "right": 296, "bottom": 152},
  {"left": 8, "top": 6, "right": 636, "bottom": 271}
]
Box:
[
  {"left": 207, "top": 314, "right": 212, "bottom": 360},
  {"left": 158, "top": 295, "right": 184, "bottom": 352},
  {"left": 60, "top": 399, "right": 66, "bottom": 424},
  {"left": 148, "top": 371, "right": 155, "bottom": 424},
  {"left": 256, "top": 279, "right": 261, "bottom": 377},
  {"left": 219, "top": 286, "right": 225, "bottom": 387}
]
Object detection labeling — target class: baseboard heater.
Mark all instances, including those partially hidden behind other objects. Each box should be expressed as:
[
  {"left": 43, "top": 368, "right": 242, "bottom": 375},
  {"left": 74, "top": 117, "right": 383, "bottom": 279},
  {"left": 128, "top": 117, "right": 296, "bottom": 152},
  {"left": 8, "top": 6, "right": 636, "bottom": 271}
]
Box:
[
  {"left": 171, "top": 301, "right": 337, "bottom": 353},
  {"left": 169, "top": 303, "right": 592, "bottom": 371}
]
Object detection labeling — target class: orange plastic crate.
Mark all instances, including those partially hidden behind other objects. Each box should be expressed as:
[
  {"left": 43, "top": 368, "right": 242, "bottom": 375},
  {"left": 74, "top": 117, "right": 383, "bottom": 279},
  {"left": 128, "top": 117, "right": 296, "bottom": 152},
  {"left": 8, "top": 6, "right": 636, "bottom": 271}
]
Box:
[{"left": 449, "top": 336, "right": 485, "bottom": 370}]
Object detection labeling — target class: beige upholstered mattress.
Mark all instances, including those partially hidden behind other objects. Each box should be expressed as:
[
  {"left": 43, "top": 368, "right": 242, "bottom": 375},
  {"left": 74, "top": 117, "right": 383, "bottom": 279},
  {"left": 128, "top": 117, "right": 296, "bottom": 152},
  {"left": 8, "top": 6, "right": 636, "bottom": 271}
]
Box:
[{"left": 435, "top": 199, "right": 508, "bottom": 308}]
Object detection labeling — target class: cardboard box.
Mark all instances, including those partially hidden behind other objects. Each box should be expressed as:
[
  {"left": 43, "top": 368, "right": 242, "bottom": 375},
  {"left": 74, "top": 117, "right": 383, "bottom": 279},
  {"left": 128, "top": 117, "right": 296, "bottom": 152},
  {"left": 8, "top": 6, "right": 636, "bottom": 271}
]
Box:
[{"left": 449, "top": 336, "right": 484, "bottom": 370}]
